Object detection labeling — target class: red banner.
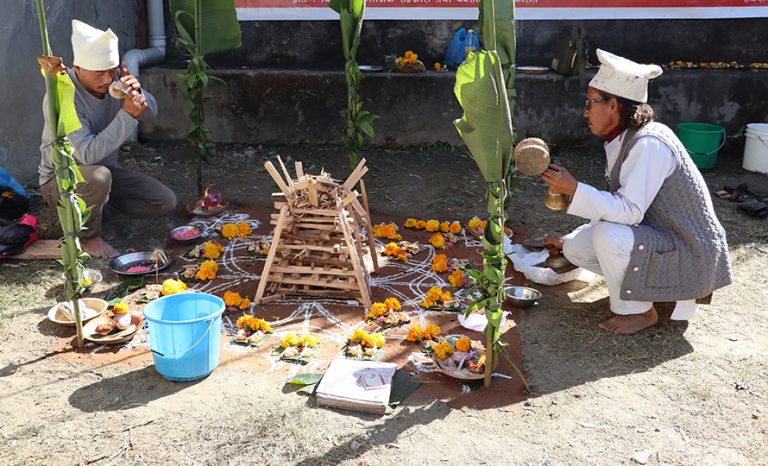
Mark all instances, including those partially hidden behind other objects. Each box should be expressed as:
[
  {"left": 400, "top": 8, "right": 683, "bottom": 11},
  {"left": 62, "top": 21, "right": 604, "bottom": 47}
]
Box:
[{"left": 236, "top": 0, "right": 768, "bottom": 19}]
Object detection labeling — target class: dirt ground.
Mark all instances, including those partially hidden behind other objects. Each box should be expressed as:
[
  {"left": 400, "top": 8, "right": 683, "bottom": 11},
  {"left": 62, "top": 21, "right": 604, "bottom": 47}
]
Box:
[{"left": 1, "top": 139, "right": 767, "bottom": 465}]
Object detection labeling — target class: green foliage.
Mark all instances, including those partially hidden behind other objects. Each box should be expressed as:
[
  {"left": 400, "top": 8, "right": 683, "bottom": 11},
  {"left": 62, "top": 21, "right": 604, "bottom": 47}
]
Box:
[
  {"left": 455, "top": 0, "right": 526, "bottom": 390},
  {"left": 36, "top": 0, "right": 89, "bottom": 347},
  {"left": 170, "top": 0, "right": 241, "bottom": 195},
  {"left": 330, "top": 0, "right": 378, "bottom": 172}
]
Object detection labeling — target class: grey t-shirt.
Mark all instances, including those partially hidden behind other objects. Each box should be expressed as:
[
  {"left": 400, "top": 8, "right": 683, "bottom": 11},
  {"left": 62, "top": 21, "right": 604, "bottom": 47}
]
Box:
[{"left": 38, "top": 68, "right": 158, "bottom": 186}]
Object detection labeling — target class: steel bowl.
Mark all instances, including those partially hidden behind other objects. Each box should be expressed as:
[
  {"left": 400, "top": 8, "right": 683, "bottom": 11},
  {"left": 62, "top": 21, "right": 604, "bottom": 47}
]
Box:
[
  {"left": 59, "top": 268, "right": 103, "bottom": 288},
  {"left": 170, "top": 225, "right": 203, "bottom": 242},
  {"left": 504, "top": 285, "right": 542, "bottom": 309},
  {"left": 109, "top": 251, "right": 172, "bottom": 276}
]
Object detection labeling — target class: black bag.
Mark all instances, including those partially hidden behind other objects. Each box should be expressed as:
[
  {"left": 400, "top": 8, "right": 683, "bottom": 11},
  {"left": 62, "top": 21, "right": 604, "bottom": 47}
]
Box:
[{"left": 551, "top": 27, "right": 587, "bottom": 76}]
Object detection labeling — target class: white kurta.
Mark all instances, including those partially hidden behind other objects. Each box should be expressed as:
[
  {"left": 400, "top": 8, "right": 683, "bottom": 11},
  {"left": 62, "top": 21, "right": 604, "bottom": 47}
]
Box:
[{"left": 562, "top": 131, "right": 699, "bottom": 320}]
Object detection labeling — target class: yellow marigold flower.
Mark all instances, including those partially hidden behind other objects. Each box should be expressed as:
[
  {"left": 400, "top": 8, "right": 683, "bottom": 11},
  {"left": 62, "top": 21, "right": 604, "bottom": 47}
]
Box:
[
  {"left": 420, "top": 298, "right": 435, "bottom": 309},
  {"left": 415, "top": 220, "right": 426, "bottom": 230},
  {"left": 262, "top": 322, "right": 274, "bottom": 334},
  {"left": 432, "top": 253, "right": 448, "bottom": 272},
  {"left": 441, "top": 291, "right": 452, "bottom": 303},
  {"left": 384, "top": 297, "right": 401, "bottom": 311},
  {"left": 371, "top": 332, "right": 385, "bottom": 348},
  {"left": 196, "top": 260, "right": 218, "bottom": 281},
  {"left": 426, "top": 286, "right": 443, "bottom": 301},
  {"left": 223, "top": 290, "right": 242, "bottom": 307},
  {"left": 439, "top": 221, "right": 450, "bottom": 233},
  {"left": 425, "top": 219, "right": 440, "bottom": 232},
  {"left": 433, "top": 341, "right": 453, "bottom": 360},
  {"left": 161, "top": 279, "right": 187, "bottom": 296},
  {"left": 429, "top": 233, "right": 446, "bottom": 249},
  {"left": 300, "top": 334, "right": 320, "bottom": 348},
  {"left": 448, "top": 269, "right": 465, "bottom": 288},
  {"left": 455, "top": 337, "right": 471, "bottom": 352},
  {"left": 404, "top": 218, "right": 418, "bottom": 228},
  {"left": 238, "top": 297, "right": 251, "bottom": 310},
  {"left": 1, "top": 191, "right": 13, "bottom": 199},
  {"left": 238, "top": 221, "right": 252, "bottom": 237},
  {"left": 449, "top": 221, "right": 462, "bottom": 234},
  {"left": 406, "top": 326, "right": 423, "bottom": 342},
  {"left": 236, "top": 315, "right": 252, "bottom": 329},
  {"left": 424, "top": 324, "right": 441, "bottom": 340},
  {"left": 369, "top": 302, "right": 388, "bottom": 317},
  {"left": 361, "top": 332, "right": 376, "bottom": 348},
  {"left": 350, "top": 328, "right": 368, "bottom": 343},
  {"left": 112, "top": 302, "right": 129, "bottom": 314},
  {"left": 221, "top": 223, "right": 240, "bottom": 240},
  {"left": 384, "top": 242, "right": 400, "bottom": 255},
  {"left": 282, "top": 333, "right": 300, "bottom": 348},
  {"left": 468, "top": 216, "right": 482, "bottom": 229},
  {"left": 203, "top": 241, "right": 224, "bottom": 260},
  {"left": 433, "top": 62, "right": 441, "bottom": 71}
]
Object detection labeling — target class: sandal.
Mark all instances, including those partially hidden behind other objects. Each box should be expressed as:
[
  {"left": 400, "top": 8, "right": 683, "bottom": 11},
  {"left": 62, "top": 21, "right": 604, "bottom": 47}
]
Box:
[{"left": 737, "top": 199, "right": 768, "bottom": 218}]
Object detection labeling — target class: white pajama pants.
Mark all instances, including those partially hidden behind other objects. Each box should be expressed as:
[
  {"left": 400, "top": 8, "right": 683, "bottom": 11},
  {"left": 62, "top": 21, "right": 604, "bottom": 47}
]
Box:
[{"left": 562, "top": 222, "right": 698, "bottom": 320}]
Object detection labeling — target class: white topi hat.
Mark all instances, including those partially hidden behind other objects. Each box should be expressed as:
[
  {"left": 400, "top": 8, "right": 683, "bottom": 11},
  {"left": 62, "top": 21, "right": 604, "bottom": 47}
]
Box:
[
  {"left": 588, "top": 49, "right": 663, "bottom": 103},
  {"left": 71, "top": 20, "right": 119, "bottom": 71}
]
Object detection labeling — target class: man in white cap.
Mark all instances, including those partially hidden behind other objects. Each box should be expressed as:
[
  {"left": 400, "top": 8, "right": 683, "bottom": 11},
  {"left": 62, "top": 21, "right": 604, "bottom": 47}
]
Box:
[
  {"left": 39, "top": 20, "right": 176, "bottom": 258},
  {"left": 541, "top": 49, "right": 732, "bottom": 334}
]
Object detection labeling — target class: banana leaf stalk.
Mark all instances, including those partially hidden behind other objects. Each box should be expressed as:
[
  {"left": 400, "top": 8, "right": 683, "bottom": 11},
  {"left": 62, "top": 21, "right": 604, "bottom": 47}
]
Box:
[
  {"left": 170, "top": 0, "right": 242, "bottom": 195},
  {"left": 454, "top": 0, "right": 527, "bottom": 390},
  {"left": 36, "top": 0, "right": 89, "bottom": 347},
  {"left": 329, "top": 0, "right": 378, "bottom": 173}
]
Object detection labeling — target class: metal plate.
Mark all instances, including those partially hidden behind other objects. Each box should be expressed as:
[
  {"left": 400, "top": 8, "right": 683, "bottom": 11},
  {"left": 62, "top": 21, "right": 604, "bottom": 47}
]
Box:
[
  {"left": 109, "top": 251, "right": 172, "bottom": 276},
  {"left": 170, "top": 225, "right": 203, "bottom": 242}
]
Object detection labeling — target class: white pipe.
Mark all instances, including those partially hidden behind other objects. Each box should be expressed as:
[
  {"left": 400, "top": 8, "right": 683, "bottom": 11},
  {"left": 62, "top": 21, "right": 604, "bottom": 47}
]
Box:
[{"left": 123, "top": 0, "right": 165, "bottom": 78}]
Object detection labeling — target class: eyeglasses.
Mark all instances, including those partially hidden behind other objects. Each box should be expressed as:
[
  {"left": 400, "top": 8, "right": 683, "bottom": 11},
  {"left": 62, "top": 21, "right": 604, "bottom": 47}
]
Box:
[{"left": 584, "top": 97, "right": 610, "bottom": 109}]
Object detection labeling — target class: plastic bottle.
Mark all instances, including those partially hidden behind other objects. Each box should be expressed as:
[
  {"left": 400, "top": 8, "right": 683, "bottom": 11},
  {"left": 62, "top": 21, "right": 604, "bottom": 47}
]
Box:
[{"left": 464, "top": 29, "right": 478, "bottom": 59}]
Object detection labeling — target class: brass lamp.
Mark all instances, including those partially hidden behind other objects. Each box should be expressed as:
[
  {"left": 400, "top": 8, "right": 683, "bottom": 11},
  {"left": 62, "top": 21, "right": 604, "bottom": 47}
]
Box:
[{"left": 513, "top": 138, "right": 569, "bottom": 211}]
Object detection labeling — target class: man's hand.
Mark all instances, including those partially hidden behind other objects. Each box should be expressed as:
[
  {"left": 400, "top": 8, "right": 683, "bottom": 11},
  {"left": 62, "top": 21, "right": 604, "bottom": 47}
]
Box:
[
  {"left": 119, "top": 60, "right": 141, "bottom": 93},
  {"left": 543, "top": 235, "right": 564, "bottom": 256},
  {"left": 542, "top": 163, "right": 578, "bottom": 197},
  {"left": 122, "top": 90, "right": 148, "bottom": 118}
]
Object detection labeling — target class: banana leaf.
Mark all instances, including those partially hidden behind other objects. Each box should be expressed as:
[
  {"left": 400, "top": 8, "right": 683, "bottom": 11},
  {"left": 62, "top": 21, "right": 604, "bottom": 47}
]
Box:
[
  {"left": 169, "top": 0, "right": 242, "bottom": 56},
  {"left": 453, "top": 50, "right": 513, "bottom": 183},
  {"left": 329, "top": 0, "right": 365, "bottom": 20}
]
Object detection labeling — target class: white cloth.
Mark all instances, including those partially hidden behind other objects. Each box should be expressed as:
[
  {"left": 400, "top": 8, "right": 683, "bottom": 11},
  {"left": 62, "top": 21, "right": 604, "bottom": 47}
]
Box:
[
  {"left": 71, "top": 20, "right": 119, "bottom": 71},
  {"left": 563, "top": 131, "right": 699, "bottom": 319},
  {"left": 589, "top": 49, "right": 663, "bottom": 103}
]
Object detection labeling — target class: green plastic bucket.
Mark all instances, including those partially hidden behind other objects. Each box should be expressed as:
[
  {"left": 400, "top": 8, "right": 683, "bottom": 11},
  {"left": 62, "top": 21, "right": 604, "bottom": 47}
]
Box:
[{"left": 676, "top": 122, "right": 726, "bottom": 169}]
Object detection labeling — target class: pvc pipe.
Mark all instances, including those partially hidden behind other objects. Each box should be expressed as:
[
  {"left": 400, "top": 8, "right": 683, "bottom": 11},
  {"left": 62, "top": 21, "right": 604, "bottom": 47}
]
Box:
[{"left": 123, "top": 0, "right": 166, "bottom": 78}]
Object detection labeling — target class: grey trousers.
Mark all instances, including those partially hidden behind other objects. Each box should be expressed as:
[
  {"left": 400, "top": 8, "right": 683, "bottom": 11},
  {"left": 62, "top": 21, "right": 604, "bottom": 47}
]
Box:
[{"left": 41, "top": 165, "right": 177, "bottom": 239}]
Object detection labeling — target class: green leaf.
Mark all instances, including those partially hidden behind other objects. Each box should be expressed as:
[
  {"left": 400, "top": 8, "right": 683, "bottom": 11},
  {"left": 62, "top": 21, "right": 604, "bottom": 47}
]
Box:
[
  {"left": 453, "top": 50, "right": 513, "bottom": 183},
  {"left": 169, "top": 0, "right": 242, "bottom": 56},
  {"left": 50, "top": 72, "right": 81, "bottom": 137},
  {"left": 286, "top": 373, "right": 324, "bottom": 386},
  {"left": 107, "top": 276, "right": 145, "bottom": 306}
]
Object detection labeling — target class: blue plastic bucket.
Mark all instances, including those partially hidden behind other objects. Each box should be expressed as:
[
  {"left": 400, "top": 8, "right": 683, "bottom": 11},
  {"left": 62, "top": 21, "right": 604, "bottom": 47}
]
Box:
[{"left": 143, "top": 293, "right": 224, "bottom": 382}]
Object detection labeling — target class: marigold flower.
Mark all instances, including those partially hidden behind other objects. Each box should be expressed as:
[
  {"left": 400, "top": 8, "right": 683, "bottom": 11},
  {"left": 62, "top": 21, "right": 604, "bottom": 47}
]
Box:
[
  {"left": 404, "top": 218, "right": 418, "bottom": 228},
  {"left": 371, "top": 332, "right": 385, "bottom": 348},
  {"left": 439, "top": 221, "right": 450, "bottom": 233},
  {"left": 441, "top": 291, "right": 452, "bottom": 303},
  {"left": 468, "top": 217, "right": 482, "bottom": 230},
  {"left": 433, "top": 340, "right": 453, "bottom": 360},
  {"left": 424, "top": 324, "right": 441, "bottom": 340},
  {"left": 406, "top": 326, "right": 424, "bottom": 342},
  {"left": 223, "top": 290, "right": 243, "bottom": 307},
  {"left": 415, "top": 220, "right": 426, "bottom": 230},
  {"left": 426, "top": 286, "right": 443, "bottom": 302},
  {"left": 239, "top": 297, "right": 251, "bottom": 310},
  {"left": 112, "top": 302, "right": 129, "bottom": 314},
  {"left": 433, "top": 62, "right": 442, "bottom": 71},
  {"left": 455, "top": 337, "right": 471, "bottom": 352},
  {"left": 282, "top": 333, "right": 300, "bottom": 348},
  {"left": 161, "top": 279, "right": 187, "bottom": 296},
  {"left": 384, "top": 297, "right": 401, "bottom": 311},
  {"left": 196, "top": 260, "right": 218, "bottom": 281},
  {"left": 420, "top": 298, "right": 436, "bottom": 309},
  {"left": 221, "top": 223, "right": 240, "bottom": 240},
  {"left": 425, "top": 219, "right": 440, "bottom": 232},
  {"left": 300, "top": 334, "right": 320, "bottom": 348},
  {"left": 448, "top": 269, "right": 465, "bottom": 288},
  {"left": 429, "top": 233, "right": 446, "bottom": 249},
  {"left": 203, "top": 241, "right": 224, "bottom": 260},
  {"left": 236, "top": 315, "right": 252, "bottom": 329},
  {"left": 238, "top": 221, "right": 252, "bottom": 237},
  {"left": 449, "top": 221, "right": 462, "bottom": 234},
  {"left": 432, "top": 254, "right": 448, "bottom": 272},
  {"left": 350, "top": 328, "right": 368, "bottom": 343},
  {"left": 1, "top": 191, "right": 13, "bottom": 199}
]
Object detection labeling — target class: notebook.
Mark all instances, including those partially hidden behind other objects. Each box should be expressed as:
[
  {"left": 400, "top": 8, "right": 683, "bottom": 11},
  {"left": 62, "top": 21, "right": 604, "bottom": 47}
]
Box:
[{"left": 315, "top": 359, "right": 397, "bottom": 415}]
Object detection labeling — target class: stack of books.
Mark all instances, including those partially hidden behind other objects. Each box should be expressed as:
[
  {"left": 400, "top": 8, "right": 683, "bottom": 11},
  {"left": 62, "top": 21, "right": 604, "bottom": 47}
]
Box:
[{"left": 315, "top": 359, "right": 397, "bottom": 414}]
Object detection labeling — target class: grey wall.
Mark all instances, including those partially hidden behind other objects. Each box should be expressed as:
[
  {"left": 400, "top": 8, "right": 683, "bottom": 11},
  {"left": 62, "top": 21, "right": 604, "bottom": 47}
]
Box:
[{"left": 0, "top": 0, "right": 138, "bottom": 184}]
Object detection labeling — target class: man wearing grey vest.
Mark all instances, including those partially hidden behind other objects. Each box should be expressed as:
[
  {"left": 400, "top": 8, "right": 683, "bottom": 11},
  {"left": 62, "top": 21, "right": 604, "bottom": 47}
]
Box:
[
  {"left": 39, "top": 20, "right": 176, "bottom": 259},
  {"left": 541, "top": 49, "right": 732, "bottom": 335}
]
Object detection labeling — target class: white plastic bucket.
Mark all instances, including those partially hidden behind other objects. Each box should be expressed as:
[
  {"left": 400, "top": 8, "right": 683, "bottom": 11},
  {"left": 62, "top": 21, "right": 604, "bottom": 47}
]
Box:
[{"left": 743, "top": 123, "right": 768, "bottom": 174}]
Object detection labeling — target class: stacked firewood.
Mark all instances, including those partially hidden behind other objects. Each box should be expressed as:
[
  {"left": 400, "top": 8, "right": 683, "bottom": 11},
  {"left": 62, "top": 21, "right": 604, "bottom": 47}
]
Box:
[{"left": 255, "top": 158, "right": 378, "bottom": 307}]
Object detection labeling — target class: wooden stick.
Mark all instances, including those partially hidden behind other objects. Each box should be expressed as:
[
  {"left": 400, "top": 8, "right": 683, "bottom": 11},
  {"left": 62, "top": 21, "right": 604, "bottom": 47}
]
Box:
[
  {"left": 359, "top": 179, "right": 379, "bottom": 273},
  {"left": 277, "top": 155, "right": 294, "bottom": 186},
  {"left": 264, "top": 162, "right": 291, "bottom": 197},
  {"left": 307, "top": 181, "right": 319, "bottom": 207},
  {"left": 342, "top": 158, "right": 368, "bottom": 191},
  {"left": 255, "top": 205, "right": 289, "bottom": 304},
  {"left": 338, "top": 209, "right": 372, "bottom": 308},
  {"left": 295, "top": 161, "right": 304, "bottom": 178}
]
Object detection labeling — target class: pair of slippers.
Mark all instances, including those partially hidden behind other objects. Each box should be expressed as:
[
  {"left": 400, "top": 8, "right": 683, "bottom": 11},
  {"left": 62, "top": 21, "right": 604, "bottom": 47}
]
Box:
[{"left": 714, "top": 183, "right": 768, "bottom": 218}]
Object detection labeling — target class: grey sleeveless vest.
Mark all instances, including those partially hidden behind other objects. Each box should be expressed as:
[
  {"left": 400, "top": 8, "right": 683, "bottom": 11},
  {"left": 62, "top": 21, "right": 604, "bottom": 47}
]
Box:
[{"left": 609, "top": 122, "right": 732, "bottom": 302}]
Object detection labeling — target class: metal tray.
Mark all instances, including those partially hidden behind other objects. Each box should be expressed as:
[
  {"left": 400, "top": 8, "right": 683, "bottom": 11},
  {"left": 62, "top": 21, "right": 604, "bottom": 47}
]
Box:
[{"left": 109, "top": 251, "right": 172, "bottom": 276}]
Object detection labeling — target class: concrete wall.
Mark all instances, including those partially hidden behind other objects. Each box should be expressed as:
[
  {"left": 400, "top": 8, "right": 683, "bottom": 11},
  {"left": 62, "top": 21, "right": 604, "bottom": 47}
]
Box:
[
  {"left": 140, "top": 67, "right": 768, "bottom": 148},
  {"left": 0, "top": 0, "right": 138, "bottom": 184}
]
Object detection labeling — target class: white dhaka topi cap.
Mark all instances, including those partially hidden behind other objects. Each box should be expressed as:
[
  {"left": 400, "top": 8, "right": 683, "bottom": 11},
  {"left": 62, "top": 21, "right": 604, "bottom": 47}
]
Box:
[
  {"left": 589, "top": 49, "right": 663, "bottom": 103},
  {"left": 71, "top": 20, "right": 119, "bottom": 71}
]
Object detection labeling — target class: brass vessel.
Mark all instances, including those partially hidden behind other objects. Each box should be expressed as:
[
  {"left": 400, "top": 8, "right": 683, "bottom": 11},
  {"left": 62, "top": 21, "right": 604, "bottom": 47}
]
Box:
[{"left": 513, "top": 138, "right": 568, "bottom": 211}]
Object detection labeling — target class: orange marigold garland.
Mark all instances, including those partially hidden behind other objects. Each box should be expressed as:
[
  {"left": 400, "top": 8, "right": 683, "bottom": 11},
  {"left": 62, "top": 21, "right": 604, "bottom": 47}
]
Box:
[
  {"left": 372, "top": 222, "right": 402, "bottom": 240},
  {"left": 196, "top": 260, "right": 218, "bottom": 281}
]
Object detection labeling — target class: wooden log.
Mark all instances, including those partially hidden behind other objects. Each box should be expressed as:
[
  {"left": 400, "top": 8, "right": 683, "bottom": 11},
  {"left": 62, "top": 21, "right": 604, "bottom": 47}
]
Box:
[
  {"left": 278, "top": 243, "right": 350, "bottom": 254},
  {"left": 295, "top": 161, "right": 304, "bottom": 178},
  {"left": 307, "top": 181, "right": 319, "bottom": 207},
  {"left": 255, "top": 205, "right": 289, "bottom": 304},
  {"left": 338, "top": 209, "right": 372, "bottom": 308},
  {"left": 277, "top": 156, "right": 294, "bottom": 186},
  {"left": 270, "top": 265, "right": 357, "bottom": 277},
  {"left": 359, "top": 179, "right": 379, "bottom": 272},
  {"left": 342, "top": 158, "right": 368, "bottom": 191},
  {"left": 267, "top": 275, "right": 364, "bottom": 291},
  {"left": 264, "top": 162, "right": 291, "bottom": 197},
  {"left": 271, "top": 288, "right": 362, "bottom": 300}
]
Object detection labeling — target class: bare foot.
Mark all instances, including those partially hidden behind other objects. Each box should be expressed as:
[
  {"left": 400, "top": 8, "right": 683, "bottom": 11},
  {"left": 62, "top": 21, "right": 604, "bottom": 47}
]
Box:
[
  {"left": 82, "top": 236, "right": 119, "bottom": 259},
  {"left": 598, "top": 307, "right": 659, "bottom": 335}
]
